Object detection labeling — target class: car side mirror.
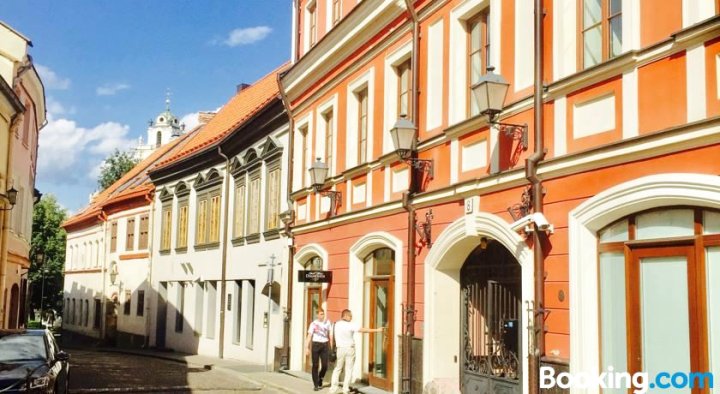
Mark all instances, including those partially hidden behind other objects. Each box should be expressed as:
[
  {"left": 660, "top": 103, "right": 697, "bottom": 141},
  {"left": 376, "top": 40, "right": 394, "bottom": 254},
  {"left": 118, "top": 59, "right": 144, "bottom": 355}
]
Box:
[{"left": 56, "top": 351, "right": 70, "bottom": 362}]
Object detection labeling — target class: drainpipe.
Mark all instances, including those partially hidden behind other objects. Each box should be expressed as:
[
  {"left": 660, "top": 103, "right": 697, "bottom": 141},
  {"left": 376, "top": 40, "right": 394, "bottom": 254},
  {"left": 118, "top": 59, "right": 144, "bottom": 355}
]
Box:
[
  {"left": 277, "top": 72, "right": 296, "bottom": 370},
  {"left": 217, "top": 147, "right": 232, "bottom": 359},
  {"left": 526, "top": 1, "right": 545, "bottom": 393},
  {"left": 402, "top": 1, "right": 420, "bottom": 392}
]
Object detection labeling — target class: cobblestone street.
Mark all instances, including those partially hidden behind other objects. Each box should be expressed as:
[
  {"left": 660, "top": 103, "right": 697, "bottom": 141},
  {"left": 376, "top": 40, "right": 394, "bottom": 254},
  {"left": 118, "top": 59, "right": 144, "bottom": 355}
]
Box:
[{"left": 67, "top": 349, "right": 275, "bottom": 393}]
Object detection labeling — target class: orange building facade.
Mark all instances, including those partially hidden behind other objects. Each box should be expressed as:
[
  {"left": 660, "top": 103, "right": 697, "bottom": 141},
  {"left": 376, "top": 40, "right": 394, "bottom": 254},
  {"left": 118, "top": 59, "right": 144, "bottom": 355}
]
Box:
[{"left": 282, "top": 0, "right": 720, "bottom": 393}]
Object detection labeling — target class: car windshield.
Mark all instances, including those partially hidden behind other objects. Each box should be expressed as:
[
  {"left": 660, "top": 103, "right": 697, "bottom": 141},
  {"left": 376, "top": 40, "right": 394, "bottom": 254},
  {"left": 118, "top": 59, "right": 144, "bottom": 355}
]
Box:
[{"left": 0, "top": 334, "right": 46, "bottom": 363}]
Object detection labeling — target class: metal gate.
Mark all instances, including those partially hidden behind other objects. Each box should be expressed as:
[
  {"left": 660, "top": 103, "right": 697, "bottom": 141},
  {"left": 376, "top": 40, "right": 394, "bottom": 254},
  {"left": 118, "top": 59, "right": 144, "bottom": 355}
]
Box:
[{"left": 461, "top": 241, "right": 521, "bottom": 394}]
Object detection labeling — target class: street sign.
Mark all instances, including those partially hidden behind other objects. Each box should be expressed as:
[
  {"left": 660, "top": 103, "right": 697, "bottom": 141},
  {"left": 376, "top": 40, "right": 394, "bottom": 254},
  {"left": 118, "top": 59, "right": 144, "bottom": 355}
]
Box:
[{"left": 298, "top": 270, "right": 332, "bottom": 283}]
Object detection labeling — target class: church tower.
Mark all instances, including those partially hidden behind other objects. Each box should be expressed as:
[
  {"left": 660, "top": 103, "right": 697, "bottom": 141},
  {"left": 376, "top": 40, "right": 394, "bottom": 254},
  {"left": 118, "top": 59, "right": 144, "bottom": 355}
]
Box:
[{"left": 135, "top": 93, "right": 184, "bottom": 160}]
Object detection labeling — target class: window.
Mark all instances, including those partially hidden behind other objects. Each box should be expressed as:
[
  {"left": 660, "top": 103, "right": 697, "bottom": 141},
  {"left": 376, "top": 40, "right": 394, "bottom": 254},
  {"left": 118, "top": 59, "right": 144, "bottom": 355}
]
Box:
[
  {"left": 208, "top": 195, "right": 221, "bottom": 243},
  {"left": 266, "top": 168, "right": 281, "bottom": 230},
  {"left": 196, "top": 199, "right": 207, "bottom": 245},
  {"left": 206, "top": 281, "right": 217, "bottom": 339},
  {"left": 234, "top": 281, "right": 243, "bottom": 344},
  {"left": 138, "top": 215, "right": 149, "bottom": 249},
  {"left": 84, "top": 300, "right": 89, "bottom": 326},
  {"left": 160, "top": 207, "right": 172, "bottom": 251},
  {"left": 248, "top": 176, "right": 261, "bottom": 234},
  {"left": 177, "top": 204, "right": 189, "bottom": 249},
  {"left": 234, "top": 183, "right": 246, "bottom": 238},
  {"left": 137, "top": 290, "right": 145, "bottom": 316},
  {"left": 124, "top": 290, "right": 131, "bottom": 315},
  {"left": 467, "top": 10, "right": 490, "bottom": 116},
  {"left": 581, "top": 0, "right": 622, "bottom": 69},
  {"left": 72, "top": 299, "right": 76, "bottom": 324},
  {"left": 126, "top": 218, "right": 135, "bottom": 251},
  {"left": 22, "top": 104, "right": 30, "bottom": 145},
  {"left": 175, "top": 282, "right": 185, "bottom": 333},
  {"left": 246, "top": 280, "right": 255, "bottom": 349},
  {"left": 332, "top": 0, "right": 342, "bottom": 25},
  {"left": 324, "top": 111, "right": 334, "bottom": 175},
  {"left": 110, "top": 222, "right": 118, "bottom": 253},
  {"left": 598, "top": 208, "right": 720, "bottom": 379},
  {"left": 93, "top": 299, "right": 101, "bottom": 329},
  {"left": 194, "top": 284, "right": 204, "bottom": 335},
  {"left": 357, "top": 88, "right": 369, "bottom": 164},
  {"left": 300, "top": 126, "right": 309, "bottom": 187},
  {"left": 156, "top": 131, "right": 162, "bottom": 148},
  {"left": 309, "top": 2, "right": 318, "bottom": 47},
  {"left": 397, "top": 60, "right": 411, "bottom": 118}
]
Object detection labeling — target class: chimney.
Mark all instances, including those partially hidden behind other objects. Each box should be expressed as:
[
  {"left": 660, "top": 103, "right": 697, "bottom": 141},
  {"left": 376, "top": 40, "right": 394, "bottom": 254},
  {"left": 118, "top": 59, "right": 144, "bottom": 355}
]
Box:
[
  {"left": 198, "top": 111, "right": 216, "bottom": 125},
  {"left": 236, "top": 83, "right": 251, "bottom": 93}
]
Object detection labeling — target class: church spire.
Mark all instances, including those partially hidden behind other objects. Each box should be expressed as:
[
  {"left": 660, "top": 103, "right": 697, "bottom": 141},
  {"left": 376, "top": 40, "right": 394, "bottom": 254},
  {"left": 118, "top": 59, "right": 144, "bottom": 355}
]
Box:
[{"left": 165, "top": 88, "right": 171, "bottom": 112}]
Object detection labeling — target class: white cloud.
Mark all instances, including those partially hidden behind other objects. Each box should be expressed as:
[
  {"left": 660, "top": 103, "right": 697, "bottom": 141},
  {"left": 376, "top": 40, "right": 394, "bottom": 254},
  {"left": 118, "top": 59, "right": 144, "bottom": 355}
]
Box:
[
  {"left": 219, "top": 26, "right": 272, "bottom": 47},
  {"left": 96, "top": 83, "right": 131, "bottom": 96},
  {"left": 45, "top": 96, "right": 76, "bottom": 117},
  {"left": 35, "top": 64, "right": 70, "bottom": 90},
  {"left": 179, "top": 112, "right": 200, "bottom": 131}
]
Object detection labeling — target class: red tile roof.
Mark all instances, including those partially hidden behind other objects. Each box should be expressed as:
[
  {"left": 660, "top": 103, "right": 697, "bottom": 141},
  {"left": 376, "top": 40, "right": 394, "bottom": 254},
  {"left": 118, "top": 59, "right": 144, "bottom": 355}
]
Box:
[{"left": 153, "top": 63, "right": 289, "bottom": 170}]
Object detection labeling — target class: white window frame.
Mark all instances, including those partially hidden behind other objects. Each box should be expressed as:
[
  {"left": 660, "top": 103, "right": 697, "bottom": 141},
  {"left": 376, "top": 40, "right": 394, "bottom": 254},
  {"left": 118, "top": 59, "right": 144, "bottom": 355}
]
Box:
[
  {"left": 346, "top": 68, "right": 375, "bottom": 169},
  {"left": 293, "top": 113, "right": 314, "bottom": 192},
  {"left": 383, "top": 42, "right": 413, "bottom": 156},
  {"left": 304, "top": 0, "right": 318, "bottom": 53}
]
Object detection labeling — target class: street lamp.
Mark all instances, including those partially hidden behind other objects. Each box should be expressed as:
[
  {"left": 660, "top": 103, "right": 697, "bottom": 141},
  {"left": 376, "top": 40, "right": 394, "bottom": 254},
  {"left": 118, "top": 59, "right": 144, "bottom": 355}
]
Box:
[
  {"left": 0, "top": 187, "right": 18, "bottom": 211},
  {"left": 471, "top": 67, "right": 528, "bottom": 150},
  {"left": 389, "top": 116, "right": 433, "bottom": 180},
  {"left": 309, "top": 158, "right": 341, "bottom": 217}
]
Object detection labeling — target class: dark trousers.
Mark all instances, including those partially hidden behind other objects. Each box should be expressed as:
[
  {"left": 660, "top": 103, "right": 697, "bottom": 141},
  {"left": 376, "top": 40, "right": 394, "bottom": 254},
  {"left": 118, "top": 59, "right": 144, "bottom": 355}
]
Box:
[{"left": 311, "top": 341, "right": 329, "bottom": 387}]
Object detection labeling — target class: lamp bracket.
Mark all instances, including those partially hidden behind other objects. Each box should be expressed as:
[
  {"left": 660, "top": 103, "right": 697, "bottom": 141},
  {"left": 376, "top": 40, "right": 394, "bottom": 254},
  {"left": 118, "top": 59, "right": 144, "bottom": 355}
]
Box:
[
  {"left": 493, "top": 121, "right": 528, "bottom": 150},
  {"left": 507, "top": 186, "right": 533, "bottom": 221},
  {"left": 314, "top": 188, "right": 342, "bottom": 217}
]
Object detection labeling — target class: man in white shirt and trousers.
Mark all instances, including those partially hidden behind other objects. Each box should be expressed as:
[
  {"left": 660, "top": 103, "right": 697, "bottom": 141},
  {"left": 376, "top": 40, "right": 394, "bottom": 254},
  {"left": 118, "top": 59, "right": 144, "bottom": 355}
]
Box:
[
  {"left": 329, "top": 309, "right": 385, "bottom": 394},
  {"left": 305, "top": 309, "right": 333, "bottom": 391}
]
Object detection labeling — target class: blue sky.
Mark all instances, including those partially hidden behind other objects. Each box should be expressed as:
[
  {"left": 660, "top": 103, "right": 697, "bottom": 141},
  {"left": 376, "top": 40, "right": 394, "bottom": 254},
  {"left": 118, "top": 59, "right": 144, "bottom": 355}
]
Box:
[{"left": 4, "top": 1, "right": 292, "bottom": 213}]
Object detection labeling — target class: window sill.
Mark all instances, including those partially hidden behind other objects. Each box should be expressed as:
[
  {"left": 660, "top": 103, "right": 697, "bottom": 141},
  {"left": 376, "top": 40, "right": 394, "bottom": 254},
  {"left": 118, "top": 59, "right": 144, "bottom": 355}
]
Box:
[
  {"left": 159, "top": 249, "right": 171, "bottom": 255},
  {"left": 263, "top": 229, "right": 281, "bottom": 241},
  {"left": 231, "top": 237, "right": 245, "bottom": 247},
  {"left": 174, "top": 247, "right": 188, "bottom": 254},
  {"left": 195, "top": 242, "right": 220, "bottom": 251},
  {"left": 245, "top": 233, "right": 261, "bottom": 244}
]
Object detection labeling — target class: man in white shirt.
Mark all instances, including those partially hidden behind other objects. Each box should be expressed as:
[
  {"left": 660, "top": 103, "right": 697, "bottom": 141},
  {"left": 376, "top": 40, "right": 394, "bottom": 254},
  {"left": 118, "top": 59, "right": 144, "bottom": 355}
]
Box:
[
  {"left": 305, "top": 309, "right": 333, "bottom": 391},
  {"left": 329, "top": 309, "right": 385, "bottom": 394}
]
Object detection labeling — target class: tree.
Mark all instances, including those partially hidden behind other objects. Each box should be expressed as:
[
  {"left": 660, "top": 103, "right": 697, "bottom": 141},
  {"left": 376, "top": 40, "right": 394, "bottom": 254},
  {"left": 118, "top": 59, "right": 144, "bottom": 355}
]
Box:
[
  {"left": 97, "top": 149, "right": 139, "bottom": 191},
  {"left": 30, "top": 194, "right": 67, "bottom": 317}
]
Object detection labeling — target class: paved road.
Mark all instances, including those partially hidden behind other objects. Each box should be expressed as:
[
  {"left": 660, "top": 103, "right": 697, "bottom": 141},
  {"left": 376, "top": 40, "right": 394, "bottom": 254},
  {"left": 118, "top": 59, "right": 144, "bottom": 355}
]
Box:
[{"left": 68, "top": 350, "right": 278, "bottom": 393}]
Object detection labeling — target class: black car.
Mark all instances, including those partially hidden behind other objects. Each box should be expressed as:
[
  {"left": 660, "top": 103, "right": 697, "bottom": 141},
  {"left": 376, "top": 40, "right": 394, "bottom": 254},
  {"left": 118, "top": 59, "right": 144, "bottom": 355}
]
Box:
[{"left": 0, "top": 329, "right": 70, "bottom": 393}]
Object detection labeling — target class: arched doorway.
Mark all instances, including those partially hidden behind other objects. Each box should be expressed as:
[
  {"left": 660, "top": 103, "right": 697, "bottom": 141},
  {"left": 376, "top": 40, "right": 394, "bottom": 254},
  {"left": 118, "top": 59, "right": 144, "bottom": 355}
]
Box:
[
  {"left": 363, "top": 248, "right": 394, "bottom": 390},
  {"left": 304, "top": 256, "right": 324, "bottom": 373},
  {"left": 8, "top": 284, "right": 19, "bottom": 329},
  {"left": 461, "top": 240, "right": 521, "bottom": 393}
]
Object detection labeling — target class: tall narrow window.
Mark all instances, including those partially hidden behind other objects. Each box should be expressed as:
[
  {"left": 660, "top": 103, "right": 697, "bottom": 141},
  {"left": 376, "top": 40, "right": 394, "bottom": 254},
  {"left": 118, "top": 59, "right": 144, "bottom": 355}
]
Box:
[
  {"left": 266, "top": 168, "right": 281, "bottom": 230},
  {"left": 300, "top": 126, "right": 309, "bottom": 187},
  {"left": 137, "top": 290, "right": 145, "bottom": 316},
  {"left": 175, "top": 283, "right": 185, "bottom": 333},
  {"left": 196, "top": 199, "right": 207, "bottom": 244},
  {"left": 467, "top": 10, "right": 489, "bottom": 117},
  {"left": 206, "top": 281, "right": 217, "bottom": 339},
  {"left": 156, "top": 131, "right": 162, "bottom": 148},
  {"left": 581, "top": 0, "right": 622, "bottom": 69},
  {"left": 234, "top": 281, "right": 243, "bottom": 343},
  {"left": 357, "top": 88, "right": 369, "bottom": 164},
  {"left": 160, "top": 207, "right": 172, "bottom": 251},
  {"left": 324, "top": 111, "right": 334, "bottom": 175},
  {"left": 332, "top": 0, "right": 342, "bottom": 25},
  {"left": 126, "top": 218, "right": 135, "bottom": 251},
  {"left": 234, "top": 184, "right": 246, "bottom": 238},
  {"left": 94, "top": 299, "right": 101, "bottom": 329},
  {"left": 209, "top": 194, "right": 221, "bottom": 243},
  {"left": 309, "top": 2, "right": 318, "bottom": 47},
  {"left": 84, "top": 300, "right": 89, "bottom": 326},
  {"left": 110, "top": 222, "right": 118, "bottom": 253},
  {"left": 177, "top": 204, "right": 189, "bottom": 249},
  {"left": 138, "top": 215, "right": 149, "bottom": 249},
  {"left": 397, "top": 60, "right": 411, "bottom": 118},
  {"left": 246, "top": 280, "right": 255, "bottom": 349},
  {"left": 124, "top": 290, "right": 131, "bottom": 315},
  {"left": 248, "top": 177, "right": 261, "bottom": 234}
]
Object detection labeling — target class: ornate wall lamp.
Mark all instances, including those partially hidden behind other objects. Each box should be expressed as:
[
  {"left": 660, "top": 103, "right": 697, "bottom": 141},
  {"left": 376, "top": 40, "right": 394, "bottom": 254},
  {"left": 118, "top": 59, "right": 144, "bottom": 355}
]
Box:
[
  {"left": 472, "top": 67, "right": 528, "bottom": 150},
  {"left": 389, "top": 116, "right": 433, "bottom": 180},
  {"left": 0, "top": 187, "right": 18, "bottom": 211},
  {"left": 309, "top": 158, "right": 342, "bottom": 217}
]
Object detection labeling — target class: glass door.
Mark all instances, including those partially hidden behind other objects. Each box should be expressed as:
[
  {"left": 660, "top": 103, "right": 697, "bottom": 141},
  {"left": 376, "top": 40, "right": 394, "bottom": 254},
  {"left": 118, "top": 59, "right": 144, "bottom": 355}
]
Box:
[
  {"left": 304, "top": 286, "right": 322, "bottom": 373},
  {"left": 368, "top": 278, "right": 393, "bottom": 390}
]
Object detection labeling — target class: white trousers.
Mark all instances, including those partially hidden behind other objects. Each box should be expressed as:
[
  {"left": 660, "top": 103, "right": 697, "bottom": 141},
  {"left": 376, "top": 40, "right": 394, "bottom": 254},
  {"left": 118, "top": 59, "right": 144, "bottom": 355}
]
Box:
[{"left": 329, "top": 346, "right": 355, "bottom": 393}]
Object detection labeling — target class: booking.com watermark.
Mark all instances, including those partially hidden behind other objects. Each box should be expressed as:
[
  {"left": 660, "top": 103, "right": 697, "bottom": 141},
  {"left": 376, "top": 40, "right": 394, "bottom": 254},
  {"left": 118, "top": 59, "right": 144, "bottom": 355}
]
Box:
[{"left": 541, "top": 366, "right": 714, "bottom": 393}]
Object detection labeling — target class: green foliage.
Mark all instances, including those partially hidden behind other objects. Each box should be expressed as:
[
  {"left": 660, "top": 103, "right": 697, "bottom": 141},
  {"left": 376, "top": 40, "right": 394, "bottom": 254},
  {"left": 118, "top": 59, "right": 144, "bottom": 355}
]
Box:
[
  {"left": 30, "top": 194, "right": 67, "bottom": 315},
  {"left": 97, "top": 149, "right": 139, "bottom": 191},
  {"left": 26, "top": 320, "right": 43, "bottom": 329}
]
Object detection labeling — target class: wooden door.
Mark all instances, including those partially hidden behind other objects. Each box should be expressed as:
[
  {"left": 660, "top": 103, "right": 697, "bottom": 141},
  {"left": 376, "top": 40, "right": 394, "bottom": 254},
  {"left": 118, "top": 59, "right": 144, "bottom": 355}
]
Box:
[{"left": 368, "top": 278, "right": 393, "bottom": 390}]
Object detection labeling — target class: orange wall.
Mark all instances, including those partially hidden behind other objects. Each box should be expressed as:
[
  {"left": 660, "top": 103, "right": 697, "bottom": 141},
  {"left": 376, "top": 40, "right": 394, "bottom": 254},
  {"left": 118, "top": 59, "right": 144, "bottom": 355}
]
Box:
[
  {"left": 640, "top": 0, "right": 682, "bottom": 48},
  {"left": 638, "top": 52, "right": 687, "bottom": 135}
]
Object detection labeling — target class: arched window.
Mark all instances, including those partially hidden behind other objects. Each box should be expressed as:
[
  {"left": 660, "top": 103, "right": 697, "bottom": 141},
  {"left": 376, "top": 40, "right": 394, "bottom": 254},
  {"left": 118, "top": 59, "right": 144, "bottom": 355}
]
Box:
[
  {"left": 363, "top": 248, "right": 393, "bottom": 276},
  {"left": 598, "top": 207, "right": 720, "bottom": 381},
  {"left": 156, "top": 131, "right": 162, "bottom": 148}
]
